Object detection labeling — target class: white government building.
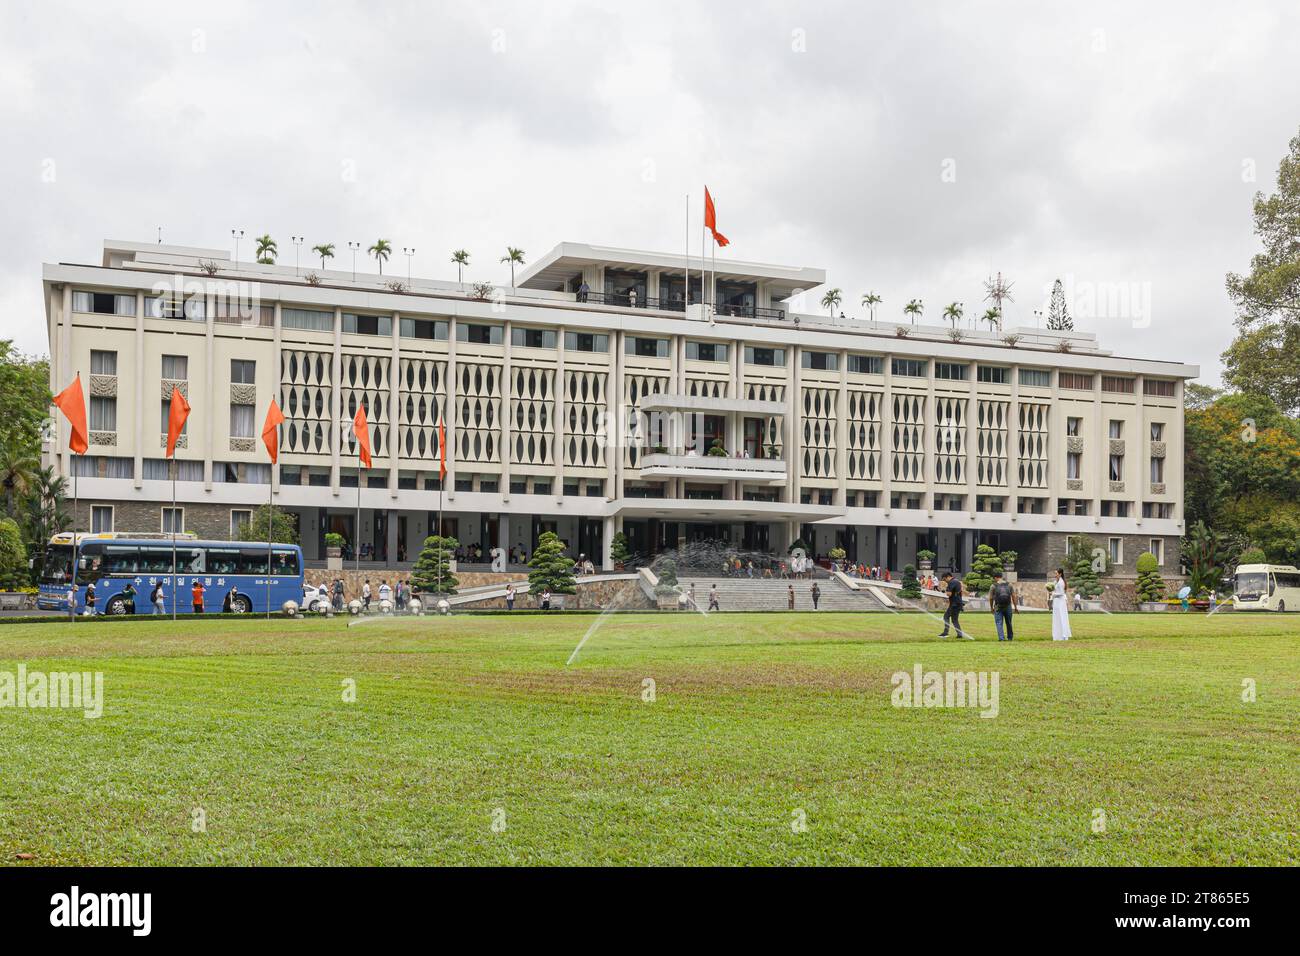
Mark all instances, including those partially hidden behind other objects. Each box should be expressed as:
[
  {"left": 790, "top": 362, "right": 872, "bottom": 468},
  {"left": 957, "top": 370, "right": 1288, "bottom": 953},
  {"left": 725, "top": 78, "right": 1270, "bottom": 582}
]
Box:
[{"left": 42, "top": 239, "right": 1196, "bottom": 575}]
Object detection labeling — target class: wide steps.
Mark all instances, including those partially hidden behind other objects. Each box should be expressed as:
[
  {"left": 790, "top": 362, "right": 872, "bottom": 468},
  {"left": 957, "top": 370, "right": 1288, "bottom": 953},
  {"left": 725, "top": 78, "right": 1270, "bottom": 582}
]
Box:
[{"left": 677, "top": 576, "right": 889, "bottom": 611}]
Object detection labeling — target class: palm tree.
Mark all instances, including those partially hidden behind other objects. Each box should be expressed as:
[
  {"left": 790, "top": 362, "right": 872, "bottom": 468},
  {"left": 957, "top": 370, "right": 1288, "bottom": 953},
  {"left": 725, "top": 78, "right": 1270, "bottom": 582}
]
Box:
[
  {"left": 369, "top": 239, "right": 393, "bottom": 275},
  {"left": 500, "top": 247, "right": 526, "bottom": 289},
  {"left": 982, "top": 307, "right": 1002, "bottom": 331},
  {"left": 861, "top": 292, "right": 881, "bottom": 322},
  {"left": 903, "top": 299, "right": 923, "bottom": 324},
  {"left": 0, "top": 442, "right": 39, "bottom": 517},
  {"left": 312, "top": 243, "right": 335, "bottom": 270},
  {"left": 820, "top": 288, "right": 843, "bottom": 317},
  {"left": 451, "top": 249, "right": 471, "bottom": 286},
  {"left": 254, "top": 234, "right": 278, "bottom": 264},
  {"left": 942, "top": 301, "right": 963, "bottom": 328}
]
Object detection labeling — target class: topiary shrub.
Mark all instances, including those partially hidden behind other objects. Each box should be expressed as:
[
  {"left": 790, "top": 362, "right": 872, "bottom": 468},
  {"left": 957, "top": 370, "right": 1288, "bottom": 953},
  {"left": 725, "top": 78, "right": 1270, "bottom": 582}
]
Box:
[
  {"left": 965, "top": 544, "right": 1001, "bottom": 594},
  {"left": 411, "top": 535, "right": 459, "bottom": 595},
  {"left": 1135, "top": 552, "right": 1166, "bottom": 603},
  {"left": 654, "top": 557, "right": 680, "bottom": 595},
  {"left": 1071, "top": 550, "right": 1103, "bottom": 599},
  {"left": 899, "top": 564, "right": 922, "bottom": 598},
  {"left": 529, "top": 531, "right": 576, "bottom": 595},
  {"left": 609, "top": 531, "right": 631, "bottom": 568}
]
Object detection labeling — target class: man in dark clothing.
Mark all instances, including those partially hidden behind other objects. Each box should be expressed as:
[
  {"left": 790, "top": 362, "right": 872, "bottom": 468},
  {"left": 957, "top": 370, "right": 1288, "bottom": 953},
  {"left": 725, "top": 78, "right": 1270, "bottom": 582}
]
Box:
[
  {"left": 120, "top": 581, "right": 137, "bottom": 614},
  {"left": 989, "top": 571, "right": 1016, "bottom": 641},
  {"left": 937, "top": 571, "right": 970, "bottom": 639},
  {"left": 810, "top": 582, "right": 821, "bottom": 610}
]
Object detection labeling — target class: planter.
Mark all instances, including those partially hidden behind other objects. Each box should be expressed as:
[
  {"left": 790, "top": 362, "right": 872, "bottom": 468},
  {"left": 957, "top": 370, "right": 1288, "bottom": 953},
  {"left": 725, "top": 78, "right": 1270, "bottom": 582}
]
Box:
[
  {"left": 0, "top": 592, "right": 35, "bottom": 611},
  {"left": 918, "top": 560, "right": 933, "bottom": 572},
  {"left": 1003, "top": 570, "right": 1018, "bottom": 583},
  {"left": 1138, "top": 602, "right": 1168, "bottom": 612},
  {"left": 325, "top": 546, "right": 343, "bottom": 571},
  {"left": 1080, "top": 599, "right": 1104, "bottom": 612},
  {"left": 964, "top": 597, "right": 989, "bottom": 611}
]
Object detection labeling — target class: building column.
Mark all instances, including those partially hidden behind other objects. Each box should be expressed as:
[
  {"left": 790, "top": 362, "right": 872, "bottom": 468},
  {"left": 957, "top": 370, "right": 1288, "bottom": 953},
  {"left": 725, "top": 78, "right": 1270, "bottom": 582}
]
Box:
[
  {"left": 602, "top": 514, "right": 615, "bottom": 571},
  {"left": 386, "top": 508, "right": 399, "bottom": 565},
  {"left": 877, "top": 526, "right": 890, "bottom": 572},
  {"left": 389, "top": 310, "right": 400, "bottom": 498},
  {"left": 330, "top": 306, "right": 341, "bottom": 493},
  {"left": 133, "top": 290, "right": 144, "bottom": 490},
  {"left": 498, "top": 513, "right": 510, "bottom": 566},
  {"left": 203, "top": 297, "right": 216, "bottom": 489},
  {"left": 961, "top": 528, "right": 975, "bottom": 574}
]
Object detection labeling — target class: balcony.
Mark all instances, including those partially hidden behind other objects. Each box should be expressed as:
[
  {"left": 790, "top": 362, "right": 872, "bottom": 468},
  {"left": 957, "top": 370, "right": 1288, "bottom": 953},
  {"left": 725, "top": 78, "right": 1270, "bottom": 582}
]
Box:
[
  {"left": 575, "top": 290, "right": 786, "bottom": 321},
  {"left": 638, "top": 453, "right": 787, "bottom": 485}
]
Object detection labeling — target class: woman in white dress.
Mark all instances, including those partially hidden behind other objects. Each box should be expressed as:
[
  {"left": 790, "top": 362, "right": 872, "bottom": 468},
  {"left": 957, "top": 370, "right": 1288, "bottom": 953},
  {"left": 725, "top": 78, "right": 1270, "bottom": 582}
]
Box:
[{"left": 1051, "top": 567, "right": 1072, "bottom": 641}]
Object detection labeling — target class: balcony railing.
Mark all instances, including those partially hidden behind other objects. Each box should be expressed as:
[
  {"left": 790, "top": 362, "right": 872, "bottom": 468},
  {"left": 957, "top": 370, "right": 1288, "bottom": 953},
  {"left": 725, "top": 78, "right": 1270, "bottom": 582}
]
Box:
[
  {"left": 576, "top": 291, "right": 785, "bottom": 321},
  {"left": 638, "top": 453, "right": 787, "bottom": 484}
]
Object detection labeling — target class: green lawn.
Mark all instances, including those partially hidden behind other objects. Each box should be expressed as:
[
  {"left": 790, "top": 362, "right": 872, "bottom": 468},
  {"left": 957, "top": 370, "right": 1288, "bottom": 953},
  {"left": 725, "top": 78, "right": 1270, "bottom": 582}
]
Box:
[{"left": 1, "top": 610, "right": 1297, "bottom": 865}]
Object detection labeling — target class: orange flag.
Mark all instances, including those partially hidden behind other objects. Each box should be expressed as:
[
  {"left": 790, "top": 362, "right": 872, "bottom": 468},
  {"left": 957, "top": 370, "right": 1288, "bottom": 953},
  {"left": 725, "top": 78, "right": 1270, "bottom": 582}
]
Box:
[
  {"left": 165, "top": 387, "right": 190, "bottom": 458},
  {"left": 262, "top": 399, "right": 285, "bottom": 464},
  {"left": 437, "top": 416, "right": 447, "bottom": 481},
  {"left": 52, "top": 374, "right": 89, "bottom": 455},
  {"left": 704, "top": 187, "right": 730, "bottom": 247},
  {"left": 353, "top": 404, "right": 372, "bottom": 469}
]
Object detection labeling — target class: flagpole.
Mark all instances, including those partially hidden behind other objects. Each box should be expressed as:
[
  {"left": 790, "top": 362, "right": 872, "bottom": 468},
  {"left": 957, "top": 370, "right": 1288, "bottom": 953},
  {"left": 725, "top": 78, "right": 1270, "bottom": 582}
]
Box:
[
  {"left": 356, "top": 466, "right": 362, "bottom": 575},
  {"left": 171, "top": 458, "right": 177, "bottom": 621},
  {"left": 266, "top": 475, "right": 273, "bottom": 620},
  {"left": 70, "top": 464, "right": 77, "bottom": 622},
  {"left": 436, "top": 481, "right": 443, "bottom": 599}
]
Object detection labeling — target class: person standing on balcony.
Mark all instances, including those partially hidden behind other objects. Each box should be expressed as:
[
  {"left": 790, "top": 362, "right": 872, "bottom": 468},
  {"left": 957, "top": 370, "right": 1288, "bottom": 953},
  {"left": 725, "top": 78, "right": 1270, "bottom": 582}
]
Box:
[{"left": 577, "top": 280, "right": 590, "bottom": 303}]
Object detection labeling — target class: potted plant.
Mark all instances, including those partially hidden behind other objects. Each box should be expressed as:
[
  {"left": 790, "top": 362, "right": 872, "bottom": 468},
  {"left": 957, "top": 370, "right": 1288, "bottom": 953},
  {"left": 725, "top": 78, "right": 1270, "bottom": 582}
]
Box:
[
  {"left": 707, "top": 438, "right": 728, "bottom": 457},
  {"left": 999, "top": 549, "right": 1019, "bottom": 582},
  {"left": 916, "top": 549, "right": 936, "bottom": 572},
  {"left": 609, "top": 531, "right": 631, "bottom": 572},
  {"left": 828, "top": 546, "right": 847, "bottom": 571},
  {"left": 324, "top": 532, "right": 345, "bottom": 571},
  {"left": 653, "top": 557, "right": 682, "bottom": 610}
]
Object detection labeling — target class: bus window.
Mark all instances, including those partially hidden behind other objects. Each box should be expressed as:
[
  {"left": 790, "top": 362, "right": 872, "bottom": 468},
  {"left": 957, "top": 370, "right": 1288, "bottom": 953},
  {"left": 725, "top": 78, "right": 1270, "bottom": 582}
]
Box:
[
  {"left": 139, "top": 549, "right": 174, "bottom": 573},
  {"left": 40, "top": 545, "right": 73, "bottom": 584},
  {"left": 206, "top": 549, "right": 239, "bottom": 575},
  {"left": 177, "top": 549, "right": 204, "bottom": 574},
  {"left": 1235, "top": 571, "right": 1268, "bottom": 599},
  {"left": 272, "top": 550, "right": 299, "bottom": 575},
  {"left": 77, "top": 543, "right": 106, "bottom": 582},
  {"left": 103, "top": 545, "right": 141, "bottom": 575}
]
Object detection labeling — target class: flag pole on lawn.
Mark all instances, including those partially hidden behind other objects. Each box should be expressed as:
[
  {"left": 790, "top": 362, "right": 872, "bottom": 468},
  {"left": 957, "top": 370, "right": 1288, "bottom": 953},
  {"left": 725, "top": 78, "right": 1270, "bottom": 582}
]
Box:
[
  {"left": 262, "top": 399, "right": 285, "bottom": 619},
  {"left": 437, "top": 415, "right": 448, "bottom": 599},
  {"left": 165, "top": 386, "right": 191, "bottom": 621},
  {"left": 352, "top": 404, "right": 372, "bottom": 578},
  {"left": 52, "top": 374, "right": 88, "bottom": 622}
]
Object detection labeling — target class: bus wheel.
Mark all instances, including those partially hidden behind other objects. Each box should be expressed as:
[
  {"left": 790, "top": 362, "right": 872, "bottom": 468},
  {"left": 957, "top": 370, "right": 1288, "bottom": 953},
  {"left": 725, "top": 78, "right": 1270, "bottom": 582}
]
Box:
[
  {"left": 1279, "top": 601, "right": 1286, "bottom": 613},
  {"left": 106, "top": 597, "right": 127, "bottom": 615},
  {"left": 230, "top": 595, "right": 251, "bottom": 614}
]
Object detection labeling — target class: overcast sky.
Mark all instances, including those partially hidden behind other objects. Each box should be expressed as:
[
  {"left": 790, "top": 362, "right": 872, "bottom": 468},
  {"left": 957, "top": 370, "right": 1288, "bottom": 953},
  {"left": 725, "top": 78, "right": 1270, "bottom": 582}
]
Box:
[{"left": 2, "top": 0, "right": 1298, "bottom": 384}]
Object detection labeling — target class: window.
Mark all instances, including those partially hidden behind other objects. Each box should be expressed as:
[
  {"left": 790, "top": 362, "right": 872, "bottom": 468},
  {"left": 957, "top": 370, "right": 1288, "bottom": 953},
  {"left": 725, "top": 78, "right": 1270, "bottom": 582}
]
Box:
[
  {"left": 934, "top": 362, "right": 968, "bottom": 380},
  {"left": 457, "top": 322, "right": 503, "bottom": 345},
  {"left": 627, "top": 336, "right": 669, "bottom": 358},
  {"left": 479, "top": 479, "right": 498, "bottom": 493},
  {"left": 104, "top": 457, "right": 133, "bottom": 479},
  {"left": 90, "top": 350, "right": 118, "bottom": 375},
  {"left": 282, "top": 308, "right": 334, "bottom": 331},
  {"left": 532, "top": 481, "right": 551, "bottom": 495},
  {"left": 1066, "top": 452, "right": 1081, "bottom": 480},
  {"left": 89, "top": 395, "right": 116, "bottom": 432},
  {"left": 144, "top": 458, "right": 202, "bottom": 481},
  {"left": 1019, "top": 368, "right": 1051, "bottom": 387},
  {"left": 342, "top": 313, "right": 392, "bottom": 336},
  {"left": 231, "top": 359, "right": 256, "bottom": 384},
  {"left": 977, "top": 365, "right": 1009, "bottom": 384},
  {"left": 848, "top": 354, "right": 883, "bottom": 374},
  {"left": 1144, "top": 379, "right": 1176, "bottom": 397},
  {"left": 1150, "top": 539, "right": 1164, "bottom": 565},
  {"left": 563, "top": 483, "right": 580, "bottom": 497},
  {"left": 1016, "top": 496, "right": 1047, "bottom": 514},
  {"left": 400, "top": 317, "right": 449, "bottom": 340},
  {"left": 512, "top": 327, "right": 557, "bottom": 349},
  {"left": 509, "top": 480, "right": 526, "bottom": 494},
  {"left": 230, "top": 403, "right": 255, "bottom": 439},
  {"left": 1108, "top": 420, "right": 1123, "bottom": 440},
  {"left": 1057, "top": 498, "right": 1090, "bottom": 516},
  {"left": 144, "top": 295, "right": 204, "bottom": 321},
  {"left": 161, "top": 354, "right": 188, "bottom": 380},
  {"left": 454, "top": 477, "right": 473, "bottom": 492},
  {"left": 1150, "top": 456, "right": 1164, "bottom": 483},
  {"left": 1066, "top": 417, "right": 1081, "bottom": 437},
  {"left": 1109, "top": 454, "right": 1124, "bottom": 481},
  {"left": 1108, "top": 537, "right": 1123, "bottom": 565},
  {"left": 686, "top": 341, "right": 728, "bottom": 362},
  {"left": 1059, "top": 372, "right": 1093, "bottom": 390},
  {"left": 1101, "top": 500, "right": 1130, "bottom": 518},
  {"left": 91, "top": 506, "right": 113, "bottom": 533},
  {"left": 801, "top": 351, "right": 839, "bottom": 371},
  {"left": 73, "top": 291, "right": 136, "bottom": 316},
  {"left": 231, "top": 510, "right": 252, "bottom": 539},
  {"left": 890, "top": 358, "right": 926, "bottom": 377},
  {"left": 1150, "top": 422, "right": 1164, "bottom": 441},
  {"left": 1102, "top": 375, "right": 1135, "bottom": 394},
  {"left": 564, "top": 331, "right": 609, "bottom": 352},
  {"left": 162, "top": 507, "right": 184, "bottom": 534},
  {"left": 1143, "top": 502, "right": 1174, "bottom": 519},
  {"left": 744, "top": 346, "right": 785, "bottom": 367}
]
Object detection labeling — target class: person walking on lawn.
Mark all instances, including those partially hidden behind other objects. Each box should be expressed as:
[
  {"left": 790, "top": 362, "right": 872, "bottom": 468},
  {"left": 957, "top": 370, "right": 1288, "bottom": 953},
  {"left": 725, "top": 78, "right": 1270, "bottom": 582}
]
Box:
[
  {"left": 989, "top": 571, "right": 1016, "bottom": 641},
  {"left": 937, "top": 571, "right": 971, "bottom": 639}
]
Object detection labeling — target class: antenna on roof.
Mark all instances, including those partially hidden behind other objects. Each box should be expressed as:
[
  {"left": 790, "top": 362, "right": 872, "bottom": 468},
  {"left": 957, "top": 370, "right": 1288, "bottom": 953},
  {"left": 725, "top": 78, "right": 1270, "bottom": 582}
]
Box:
[{"left": 158, "top": 227, "right": 163, "bottom": 244}]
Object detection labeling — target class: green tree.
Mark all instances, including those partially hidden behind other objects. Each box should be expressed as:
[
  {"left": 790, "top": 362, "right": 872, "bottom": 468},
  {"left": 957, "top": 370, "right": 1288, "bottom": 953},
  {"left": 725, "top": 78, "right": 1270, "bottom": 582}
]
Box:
[
  {"left": 243, "top": 504, "right": 299, "bottom": 544},
  {"left": 1, "top": 442, "right": 39, "bottom": 517},
  {"left": 451, "top": 249, "right": 471, "bottom": 284},
  {"left": 1071, "top": 552, "right": 1103, "bottom": 600},
  {"left": 410, "top": 535, "right": 459, "bottom": 595},
  {"left": 965, "top": 543, "right": 1001, "bottom": 594},
  {"left": 653, "top": 556, "right": 679, "bottom": 595},
  {"left": 1182, "top": 520, "right": 1233, "bottom": 598},
  {"left": 821, "top": 288, "right": 842, "bottom": 316},
  {"left": 942, "top": 301, "right": 963, "bottom": 328},
  {"left": 1135, "top": 552, "right": 1166, "bottom": 603},
  {"left": 1183, "top": 382, "right": 1225, "bottom": 410},
  {"left": 0, "top": 340, "right": 51, "bottom": 457},
  {"left": 19, "top": 466, "right": 68, "bottom": 582},
  {"left": 1223, "top": 127, "right": 1300, "bottom": 414},
  {"left": 312, "top": 243, "right": 335, "bottom": 269},
  {"left": 254, "top": 234, "right": 278, "bottom": 264},
  {"left": 0, "top": 517, "right": 26, "bottom": 590},
  {"left": 528, "top": 530, "right": 575, "bottom": 595},
  {"left": 903, "top": 299, "right": 923, "bottom": 324},
  {"left": 899, "top": 564, "right": 922, "bottom": 598},
  {"left": 609, "top": 531, "right": 631, "bottom": 567},
  {"left": 981, "top": 307, "right": 1001, "bottom": 331},
  {"left": 369, "top": 238, "right": 393, "bottom": 275},
  {"left": 500, "top": 246, "right": 526, "bottom": 289},
  {"left": 860, "top": 292, "right": 881, "bottom": 321},
  {"left": 1046, "top": 278, "right": 1073, "bottom": 330}
]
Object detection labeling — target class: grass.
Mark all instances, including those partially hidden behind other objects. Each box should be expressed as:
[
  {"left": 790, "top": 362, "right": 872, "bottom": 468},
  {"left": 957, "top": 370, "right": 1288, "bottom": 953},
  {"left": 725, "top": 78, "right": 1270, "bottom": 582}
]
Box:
[{"left": 1, "top": 610, "right": 1297, "bottom": 866}]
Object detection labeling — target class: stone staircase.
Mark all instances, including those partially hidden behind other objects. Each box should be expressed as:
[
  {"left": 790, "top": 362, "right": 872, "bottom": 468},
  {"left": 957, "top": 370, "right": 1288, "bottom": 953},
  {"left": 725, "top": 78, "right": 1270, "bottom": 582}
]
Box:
[{"left": 676, "top": 576, "right": 890, "bottom": 612}]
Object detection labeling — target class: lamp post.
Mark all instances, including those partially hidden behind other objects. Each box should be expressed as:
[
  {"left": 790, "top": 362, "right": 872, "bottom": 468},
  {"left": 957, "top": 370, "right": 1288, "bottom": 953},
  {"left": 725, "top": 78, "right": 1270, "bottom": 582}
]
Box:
[
  {"left": 1034, "top": 309, "right": 1043, "bottom": 330},
  {"left": 231, "top": 229, "right": 244, "bottom": 266},
  {"left": 292, "top": 236, "right": 303, "bottom": 276},
  {"left": 348, "top": 241, "right": 361, "bottom": 281},
  {"left": 403, "top": 247, "right": 415, "bottom": 285}
]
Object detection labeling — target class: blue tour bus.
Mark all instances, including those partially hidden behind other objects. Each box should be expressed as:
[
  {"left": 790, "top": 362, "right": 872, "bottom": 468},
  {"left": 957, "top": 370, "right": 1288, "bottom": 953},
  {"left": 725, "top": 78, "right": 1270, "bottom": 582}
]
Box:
[{"left": 37, "top": 532, "right": 304, "bottom": 615}]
